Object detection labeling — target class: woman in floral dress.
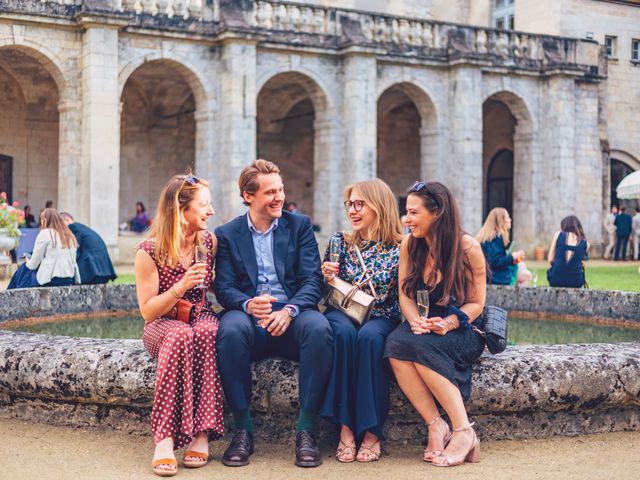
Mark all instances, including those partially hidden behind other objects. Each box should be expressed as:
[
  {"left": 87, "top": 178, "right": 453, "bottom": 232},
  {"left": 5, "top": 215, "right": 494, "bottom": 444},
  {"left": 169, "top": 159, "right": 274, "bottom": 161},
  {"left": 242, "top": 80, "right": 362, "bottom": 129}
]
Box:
[
  {"left": 320, "top": 178, "right": 403, "bottom": 463},
  {"left": 135, "top": 174, "right": 224, "bottom": 476}
]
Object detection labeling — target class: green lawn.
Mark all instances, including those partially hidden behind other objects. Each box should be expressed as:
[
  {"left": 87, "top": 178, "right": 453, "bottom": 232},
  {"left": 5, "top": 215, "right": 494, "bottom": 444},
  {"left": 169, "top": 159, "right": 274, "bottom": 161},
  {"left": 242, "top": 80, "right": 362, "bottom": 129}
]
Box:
[
  {"left": 530, "top": 265, "right": 640, "bottom": 292},
  {"left": 113, "top": 273, "right": 136, "bottom": 285}
]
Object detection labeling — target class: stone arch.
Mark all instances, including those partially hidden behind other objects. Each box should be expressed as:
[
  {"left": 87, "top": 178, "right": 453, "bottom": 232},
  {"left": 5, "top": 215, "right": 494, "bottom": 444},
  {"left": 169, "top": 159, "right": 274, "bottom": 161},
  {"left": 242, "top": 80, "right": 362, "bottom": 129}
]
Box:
[
  {"left": 377, "top": 81, "right": 439, "bottom": 210},
  {"left": 256, "top": 71, "right": 331, "bottom": 222},
  {"left": 483, "top": 89, "right": 535, "bottom": 247},
  {"left": 119, "top": 59, "right": 201, "bottom": 224},
  {"left": 609, "top": 150, "right": 639, "bottom": 209},
  {"left": 610, "top": 149, "right": 640, "bottom": 171},
  {"left": 0, "top": 44, "right": 61, "bottom": 211},
  {"left": 118, "top": 53, "right": 209, "bottom": 113},
  {"left": 256, "top": 65, "right": 333, "bottom": 114},
  {"left": 0, "top": 40, "right": 67, "bottom": 95}
]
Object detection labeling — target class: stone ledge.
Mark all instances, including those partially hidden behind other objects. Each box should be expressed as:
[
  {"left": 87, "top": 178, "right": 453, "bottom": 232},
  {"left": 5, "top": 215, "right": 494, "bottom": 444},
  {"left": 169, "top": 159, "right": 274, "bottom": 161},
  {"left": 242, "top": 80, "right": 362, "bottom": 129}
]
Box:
[
  {"left": 0, "top": 330, "right": 638, "bottom": 442},
  {"left": 486, "top": 285, "right": 640, "bottom": 323},
  {"left": 3, "top": 283, "right": 639, "bottom": 325}
]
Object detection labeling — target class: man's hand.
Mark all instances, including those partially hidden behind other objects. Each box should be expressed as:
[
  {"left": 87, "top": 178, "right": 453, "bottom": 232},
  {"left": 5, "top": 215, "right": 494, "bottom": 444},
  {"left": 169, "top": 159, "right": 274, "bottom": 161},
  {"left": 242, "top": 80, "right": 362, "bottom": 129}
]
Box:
[
  {"left": 247, "top": 295, "right": 275, "bottom": 319},
  {"left": 261, "top": 309, "right": 292, "bottom": 336}
]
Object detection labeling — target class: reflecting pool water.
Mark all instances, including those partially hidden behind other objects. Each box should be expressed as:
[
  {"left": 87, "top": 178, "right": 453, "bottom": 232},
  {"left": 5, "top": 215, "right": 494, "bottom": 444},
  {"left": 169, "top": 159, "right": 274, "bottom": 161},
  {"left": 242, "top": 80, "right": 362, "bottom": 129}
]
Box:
[{"left": 2, "top": 315, "right": 640, "bottom": 344}]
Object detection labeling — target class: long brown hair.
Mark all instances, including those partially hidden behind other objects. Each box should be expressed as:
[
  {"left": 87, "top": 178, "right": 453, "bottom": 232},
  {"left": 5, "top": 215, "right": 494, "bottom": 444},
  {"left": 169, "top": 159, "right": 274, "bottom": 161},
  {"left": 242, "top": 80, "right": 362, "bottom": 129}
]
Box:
[
  {"left": 146, "top": 174, "right": 209, "bottom": 268},
  {"left": 40, "top": 208, "right": 78, "bottom": 249},
  {"left": 402, "top": 182, "right": 473, "bottom": 305},
  {"left": 476, "top": 207, "right": 510, "bottom": 246},
  {"left": 343, "top": 178, "right": 403, "bottom": 245}
]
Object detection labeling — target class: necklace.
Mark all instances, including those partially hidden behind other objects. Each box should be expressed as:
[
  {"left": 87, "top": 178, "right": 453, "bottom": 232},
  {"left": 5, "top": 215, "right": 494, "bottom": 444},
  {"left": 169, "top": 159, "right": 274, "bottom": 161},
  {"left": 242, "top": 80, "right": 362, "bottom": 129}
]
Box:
[{"left": 178, "top": 245, "right": 194, "bottom": 258}]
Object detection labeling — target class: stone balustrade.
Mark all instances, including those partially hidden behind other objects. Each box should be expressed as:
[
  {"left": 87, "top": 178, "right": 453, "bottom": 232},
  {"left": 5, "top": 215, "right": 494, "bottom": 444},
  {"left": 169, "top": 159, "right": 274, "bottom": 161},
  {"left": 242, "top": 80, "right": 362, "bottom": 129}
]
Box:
[{"left": 11, "top": 1, "right": 601, "bottom": 74}]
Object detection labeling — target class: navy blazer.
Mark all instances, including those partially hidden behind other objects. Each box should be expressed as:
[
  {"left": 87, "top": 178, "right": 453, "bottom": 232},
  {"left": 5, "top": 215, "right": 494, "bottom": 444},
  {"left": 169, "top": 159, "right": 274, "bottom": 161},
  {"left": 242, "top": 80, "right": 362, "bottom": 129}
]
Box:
[
  {"left": 614, "top": 213, "right": 632, "bottom": 237},
  {"left": 480, "top": 235, "right": 514, "bottom": 285},
  {"left": 213, "top": 211, "right": 323, "bottom": 312},
  {"left": 68, "top": 222, "right": 117, "bottom": 284}
]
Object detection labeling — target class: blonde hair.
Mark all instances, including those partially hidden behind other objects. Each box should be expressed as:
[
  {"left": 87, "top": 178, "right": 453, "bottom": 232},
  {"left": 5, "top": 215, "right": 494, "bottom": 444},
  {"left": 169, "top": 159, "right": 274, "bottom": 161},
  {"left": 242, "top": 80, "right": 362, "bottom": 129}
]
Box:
[
  {"left": 476, "top": 207, "right": 510, "bottom": 246},
  {"left": 238, "top": 159, "right": 280, "bottom": 205},
  {"left": 146, "top": 174, "right": 209, "bottom": 268},
  {"left": 40, "top": 208, "right": 78, "bottom": 249},
  {"left": 344, "top": 178, "right": 403, "bottom": 245}
]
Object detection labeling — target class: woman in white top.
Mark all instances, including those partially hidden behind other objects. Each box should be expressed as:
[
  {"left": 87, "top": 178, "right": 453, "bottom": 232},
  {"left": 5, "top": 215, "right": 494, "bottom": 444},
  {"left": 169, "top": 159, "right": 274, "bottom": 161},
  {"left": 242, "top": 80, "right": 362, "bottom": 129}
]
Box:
[{"left": 8, "top": 208, "right": 79, "bottom": 289}]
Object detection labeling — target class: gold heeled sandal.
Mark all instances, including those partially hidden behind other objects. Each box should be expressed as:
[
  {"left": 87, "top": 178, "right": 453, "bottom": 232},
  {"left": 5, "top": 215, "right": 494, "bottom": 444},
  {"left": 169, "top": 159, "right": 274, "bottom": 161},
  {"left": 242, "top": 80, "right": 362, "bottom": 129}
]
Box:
[
  {"left": 432, "top": 423, "right": 480, "bottom": 467},
  {"left": 335, "top": 439, "right": 356, "bottom": 463},
  {"left": 423, "top": 416, "right": 452, "bottom": 462}
]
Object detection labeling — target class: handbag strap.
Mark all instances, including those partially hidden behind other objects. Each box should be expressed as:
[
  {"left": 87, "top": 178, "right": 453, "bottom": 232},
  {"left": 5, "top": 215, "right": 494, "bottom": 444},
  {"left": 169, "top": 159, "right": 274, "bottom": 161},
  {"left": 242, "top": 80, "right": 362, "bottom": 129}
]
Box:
[
  {"left": 353, "top": 243, "right": 378, "bottom": 299},
  {"left": 340, "top": 269, "right": 375, "bottom": 308}
]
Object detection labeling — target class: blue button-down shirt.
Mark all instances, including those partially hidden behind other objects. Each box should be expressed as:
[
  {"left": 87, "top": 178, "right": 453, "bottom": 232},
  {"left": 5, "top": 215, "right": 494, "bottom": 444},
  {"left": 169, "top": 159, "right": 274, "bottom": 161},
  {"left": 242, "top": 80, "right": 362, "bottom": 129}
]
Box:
[
  {"left": 247, "top": 214, "right": 287, "bottom": 301},
  {"left": 243, "top": 214, "right": 299, "bottom": 317}
]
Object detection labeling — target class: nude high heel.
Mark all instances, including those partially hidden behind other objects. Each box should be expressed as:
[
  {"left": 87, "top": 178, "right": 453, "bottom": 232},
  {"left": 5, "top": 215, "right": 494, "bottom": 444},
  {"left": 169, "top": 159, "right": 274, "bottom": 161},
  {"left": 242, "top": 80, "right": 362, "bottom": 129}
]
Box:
[
  {"left": 423, "top": 416, "right": 451, "bottom": 462},
  {"left": 432, "top": 423, "right": 480, "bottom": 467}
]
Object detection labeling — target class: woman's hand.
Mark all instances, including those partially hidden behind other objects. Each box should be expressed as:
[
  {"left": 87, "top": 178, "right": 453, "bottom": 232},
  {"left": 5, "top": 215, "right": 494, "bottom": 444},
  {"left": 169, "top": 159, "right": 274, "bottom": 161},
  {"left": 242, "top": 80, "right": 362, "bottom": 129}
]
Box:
[
  {"left": 408, "top": 316, "right": 432, "bottom": 335},
  {"left": 175, "top": 262, "right": 207, "bottom": 295},
  {"left": 321, "top": 261, "right": 339, "bottom": 282},
  {"left": 512, "top": 250, "right": 525, "bottom": 262},
  {"left": 424, "top": 316, "right": 457, "bottom": 336}
]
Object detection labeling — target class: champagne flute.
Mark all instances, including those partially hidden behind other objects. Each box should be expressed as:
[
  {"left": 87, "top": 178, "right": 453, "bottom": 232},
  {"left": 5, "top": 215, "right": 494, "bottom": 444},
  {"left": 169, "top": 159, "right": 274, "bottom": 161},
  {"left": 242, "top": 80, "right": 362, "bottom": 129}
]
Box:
[
  {"left": 194, "top": 246, "right": 208, "bottom": 289},
  {"left": 532, "top": 271, "right": 538, "bottom": 287},
  {"left": 328, "top": 237, "right": 341, "bottom": 279},
  {"left": 258, "top": 282, "right": 272, "bottom": 298},
  {"left": 416, "top": 290, "right": 429, "bottom": 318}
]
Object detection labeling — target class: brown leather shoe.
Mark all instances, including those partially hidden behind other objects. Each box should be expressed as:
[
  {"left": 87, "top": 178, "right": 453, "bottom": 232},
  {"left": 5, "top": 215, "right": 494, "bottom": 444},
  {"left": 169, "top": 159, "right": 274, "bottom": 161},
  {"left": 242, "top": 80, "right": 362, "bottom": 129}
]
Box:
[
  {"left": 222, "top": 430, "right": 254, "bottom": 467},
  {"left": 295, "top": 430, "right": 323, "bottom": 467}
]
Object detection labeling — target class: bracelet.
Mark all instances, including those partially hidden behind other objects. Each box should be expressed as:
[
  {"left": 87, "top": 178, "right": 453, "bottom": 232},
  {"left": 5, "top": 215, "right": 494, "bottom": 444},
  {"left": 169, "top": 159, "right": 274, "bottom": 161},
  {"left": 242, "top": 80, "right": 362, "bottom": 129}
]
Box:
[{"left": 170, "top": 286, "right": 181, "bottom": 299}]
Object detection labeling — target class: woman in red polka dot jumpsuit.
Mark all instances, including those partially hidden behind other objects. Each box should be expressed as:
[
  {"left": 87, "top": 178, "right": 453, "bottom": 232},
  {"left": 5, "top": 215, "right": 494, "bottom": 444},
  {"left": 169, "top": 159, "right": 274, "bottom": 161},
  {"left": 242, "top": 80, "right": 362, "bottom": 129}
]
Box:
[{"left": 135, "top": 174, "right": 224, "bottom": 476}]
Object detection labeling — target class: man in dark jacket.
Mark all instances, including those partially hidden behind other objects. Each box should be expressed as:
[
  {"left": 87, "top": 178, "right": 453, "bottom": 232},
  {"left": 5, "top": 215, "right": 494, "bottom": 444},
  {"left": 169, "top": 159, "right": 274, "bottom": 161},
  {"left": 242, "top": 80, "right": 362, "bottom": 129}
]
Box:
[
  {"left": 614, "top": 206, "right": 632, "bottom": 261},
  {"left": 214, "top": 160, "right": 332, "bottom": 468},
  {"left": 61, "top": 213, "right": 117, "bottom": 284}
]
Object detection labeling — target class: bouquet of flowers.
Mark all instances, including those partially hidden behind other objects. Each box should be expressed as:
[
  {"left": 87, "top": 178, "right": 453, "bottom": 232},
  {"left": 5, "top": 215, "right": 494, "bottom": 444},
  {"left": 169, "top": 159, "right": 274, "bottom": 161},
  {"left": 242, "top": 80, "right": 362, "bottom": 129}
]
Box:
[{"left": 0, "top": 192, "right": 24, "bottom": 239}]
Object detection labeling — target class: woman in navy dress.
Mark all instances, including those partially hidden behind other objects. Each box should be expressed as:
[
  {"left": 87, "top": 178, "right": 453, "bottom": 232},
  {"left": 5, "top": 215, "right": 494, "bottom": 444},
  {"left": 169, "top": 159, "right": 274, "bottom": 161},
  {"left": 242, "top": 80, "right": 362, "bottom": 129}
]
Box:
[
  {"left": 476, "top": 207, "right": 532, "bottom": 286},
  {"left": 320, "top": 179, "right": 402, "bottom": 463},
  {"left": 547, "top": 215, "right": 589, "bottom": 288},
  {"left": 384, "top": 181, "right": 486, "bottom": 468}
]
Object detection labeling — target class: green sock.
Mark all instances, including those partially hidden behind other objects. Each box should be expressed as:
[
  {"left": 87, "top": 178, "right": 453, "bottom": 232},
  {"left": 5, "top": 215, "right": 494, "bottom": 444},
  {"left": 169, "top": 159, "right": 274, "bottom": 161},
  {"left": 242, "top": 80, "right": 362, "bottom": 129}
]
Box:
[
  {"left": 233, "top": 408, "right": 254, "bottom": 433},
  {"left": 295, "top": 409, "right": 317, "bottom": 434}
]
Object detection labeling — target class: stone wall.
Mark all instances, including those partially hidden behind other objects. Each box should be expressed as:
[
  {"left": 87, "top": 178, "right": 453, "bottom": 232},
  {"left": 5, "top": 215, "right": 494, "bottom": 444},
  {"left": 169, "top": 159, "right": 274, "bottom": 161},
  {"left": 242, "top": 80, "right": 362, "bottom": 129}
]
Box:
[
  {"left": 0, "top": 284, "right": 639, "bottom": 442},
  {"left": 0, "top": 329, "right": 638, "bottom": 442}
]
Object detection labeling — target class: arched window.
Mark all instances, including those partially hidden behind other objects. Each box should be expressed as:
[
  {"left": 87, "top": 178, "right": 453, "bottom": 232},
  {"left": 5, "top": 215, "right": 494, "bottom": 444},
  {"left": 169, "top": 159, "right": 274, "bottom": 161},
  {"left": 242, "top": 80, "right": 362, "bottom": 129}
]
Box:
[{"left": 485, "top": 149, "right": 514, "bottom": 218}]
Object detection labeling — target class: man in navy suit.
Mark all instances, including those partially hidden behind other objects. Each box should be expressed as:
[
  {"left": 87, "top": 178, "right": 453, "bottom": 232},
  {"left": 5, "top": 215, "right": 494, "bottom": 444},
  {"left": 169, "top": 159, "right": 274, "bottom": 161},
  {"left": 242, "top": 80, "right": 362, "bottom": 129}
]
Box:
[{"left": 214, "top": 159, "right": 332, "bottom": 468}]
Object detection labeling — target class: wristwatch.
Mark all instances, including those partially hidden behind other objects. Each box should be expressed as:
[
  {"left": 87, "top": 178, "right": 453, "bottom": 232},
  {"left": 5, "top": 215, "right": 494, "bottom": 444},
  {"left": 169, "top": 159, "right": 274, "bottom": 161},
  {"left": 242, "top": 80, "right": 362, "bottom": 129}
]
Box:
[{"left": 284, "top": 305, "right": 297, "bottom": 319}]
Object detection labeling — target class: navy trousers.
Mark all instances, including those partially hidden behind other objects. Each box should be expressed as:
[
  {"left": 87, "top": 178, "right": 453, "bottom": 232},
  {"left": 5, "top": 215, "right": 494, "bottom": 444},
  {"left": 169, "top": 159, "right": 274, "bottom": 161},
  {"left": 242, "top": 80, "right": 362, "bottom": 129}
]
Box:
[
  {"left": 320, "top": 309, "right": 397, "bottom": 441},
  {"left": 216, "top": 306, "right": 333, "bottom": 413}
]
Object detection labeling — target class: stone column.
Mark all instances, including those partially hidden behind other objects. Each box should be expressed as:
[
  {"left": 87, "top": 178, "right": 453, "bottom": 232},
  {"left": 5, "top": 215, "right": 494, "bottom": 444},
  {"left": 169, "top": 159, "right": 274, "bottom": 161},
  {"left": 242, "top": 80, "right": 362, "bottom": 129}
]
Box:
[
  {"left": 57, "top": 98, "right": 81, "bottom": 214},
  {"left": 447, "top": 66, "right": 483, "bottom": 233},
  {"left": 538, "top": 75, "right": 577, "bottom": 243},
  {"left": 214, "top": 38, "right": 257, "bottom": 225},
  {"left": 512, "top": 131, "right": 538, "bottom": 252},
  {"left": 79, "top": 23, "right": 121, "bottom": 254},
  {"left": 341, "top": 52, "right": 377, "bottom": 186},
  {"left": 313, "top": 114, "right": 341, "bottom": 237}
]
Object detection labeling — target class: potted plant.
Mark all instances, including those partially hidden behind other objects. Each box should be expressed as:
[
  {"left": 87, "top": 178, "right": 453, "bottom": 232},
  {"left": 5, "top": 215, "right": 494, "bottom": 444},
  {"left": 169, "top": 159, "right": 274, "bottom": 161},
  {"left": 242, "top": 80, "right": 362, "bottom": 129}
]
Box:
[
  {"left": 0, "top": 192, "right": 24, "bottom": 262},
  {"left": 534, "top": 245, "right": 546, "bottom": 261}
]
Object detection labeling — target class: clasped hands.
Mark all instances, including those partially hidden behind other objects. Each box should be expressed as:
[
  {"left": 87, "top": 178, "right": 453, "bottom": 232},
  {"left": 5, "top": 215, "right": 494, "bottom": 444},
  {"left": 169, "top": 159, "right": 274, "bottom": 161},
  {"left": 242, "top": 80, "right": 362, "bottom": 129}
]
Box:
[
  {"left": 247, "top": 295, "right": 291, "bottom": 336},
  {"left": 409, "top": 315, "right": 457, "bottom": 336}
]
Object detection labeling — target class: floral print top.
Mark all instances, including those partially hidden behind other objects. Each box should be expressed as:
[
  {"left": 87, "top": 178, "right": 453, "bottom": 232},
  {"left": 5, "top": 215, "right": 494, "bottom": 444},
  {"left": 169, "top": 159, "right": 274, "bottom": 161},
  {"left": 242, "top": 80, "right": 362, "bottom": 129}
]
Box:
[{"left": 324, "top": 231, "right": 400, "bottom": 321}]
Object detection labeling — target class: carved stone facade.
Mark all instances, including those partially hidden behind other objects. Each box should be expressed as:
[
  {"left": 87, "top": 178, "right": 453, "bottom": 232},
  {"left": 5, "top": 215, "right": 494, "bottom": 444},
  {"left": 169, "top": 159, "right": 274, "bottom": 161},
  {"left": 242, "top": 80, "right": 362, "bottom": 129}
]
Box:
[{"left": 0, "top": 0, "right": 607, "bottom": 256}]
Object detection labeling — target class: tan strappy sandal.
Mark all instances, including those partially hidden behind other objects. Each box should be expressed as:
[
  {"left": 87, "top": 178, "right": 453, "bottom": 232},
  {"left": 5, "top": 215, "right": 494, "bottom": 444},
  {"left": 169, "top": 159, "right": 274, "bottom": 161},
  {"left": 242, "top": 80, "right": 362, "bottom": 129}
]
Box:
[
  {"left": 356, "top": 439, "right": 381, "bottom": 462},
  {"left": 423, "top": 416, "right": 452, "bottom": 462},
  {"left": 432, "top": 423, "right": 480, "bottom": 467},
  {"left": 335, "top": 439, "right": 356, "bottom": 463}
]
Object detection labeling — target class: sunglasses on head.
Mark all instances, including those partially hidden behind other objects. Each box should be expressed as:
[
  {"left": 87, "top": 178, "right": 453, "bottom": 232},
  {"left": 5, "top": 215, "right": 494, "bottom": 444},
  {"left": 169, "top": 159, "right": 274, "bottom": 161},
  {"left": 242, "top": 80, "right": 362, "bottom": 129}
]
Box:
[
  {"left": 179, "top": 174, "right": 201, "bottom": 186},
  {"left": 408, "top": 181, "right": 440, "bottom": 210}
]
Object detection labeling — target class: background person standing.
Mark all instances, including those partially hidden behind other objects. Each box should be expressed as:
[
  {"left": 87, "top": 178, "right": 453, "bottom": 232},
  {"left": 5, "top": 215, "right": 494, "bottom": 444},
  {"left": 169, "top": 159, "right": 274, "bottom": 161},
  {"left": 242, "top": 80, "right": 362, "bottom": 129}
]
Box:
[
  {"left": 614, "top": 206, "right": 632, "bottom": 261},
  {"left": 603, "top": 206, "right": 617, "bottom": 260}
]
